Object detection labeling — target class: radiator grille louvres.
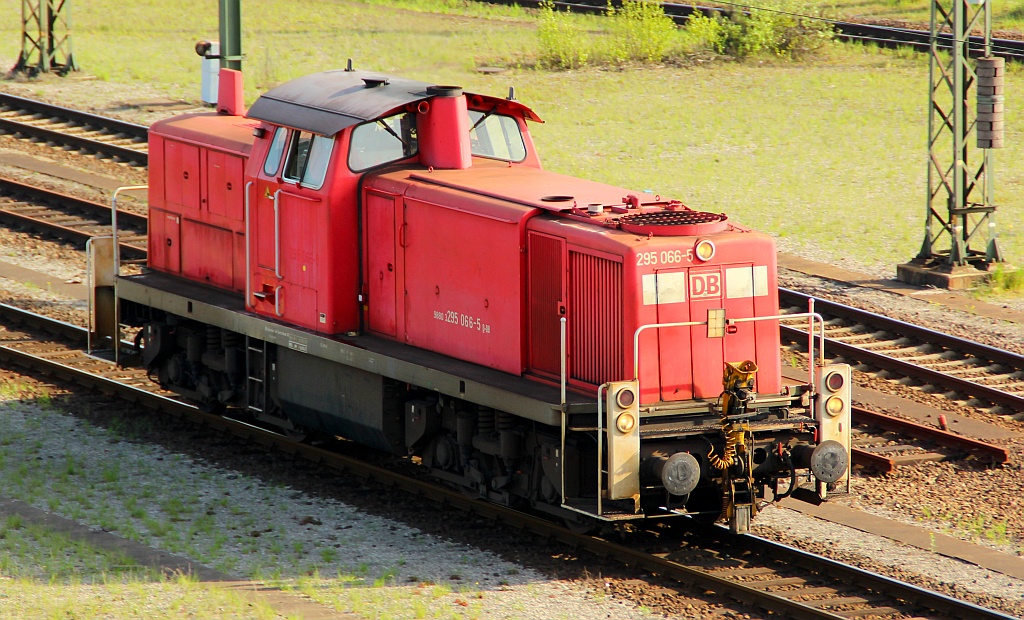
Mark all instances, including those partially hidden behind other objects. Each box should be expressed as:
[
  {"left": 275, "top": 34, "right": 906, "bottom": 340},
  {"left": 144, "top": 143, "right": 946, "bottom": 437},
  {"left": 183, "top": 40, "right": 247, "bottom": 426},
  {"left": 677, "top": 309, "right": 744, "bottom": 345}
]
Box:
[{"left": 569, "top": 251, "right": 623, "bottom": 385}]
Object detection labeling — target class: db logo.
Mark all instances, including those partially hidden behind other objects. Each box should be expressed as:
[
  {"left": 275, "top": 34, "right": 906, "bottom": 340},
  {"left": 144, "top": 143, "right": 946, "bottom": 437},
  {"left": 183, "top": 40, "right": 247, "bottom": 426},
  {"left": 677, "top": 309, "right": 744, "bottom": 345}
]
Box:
[{"left": 690, "top": 272, "right": 721, "bottom": 299}]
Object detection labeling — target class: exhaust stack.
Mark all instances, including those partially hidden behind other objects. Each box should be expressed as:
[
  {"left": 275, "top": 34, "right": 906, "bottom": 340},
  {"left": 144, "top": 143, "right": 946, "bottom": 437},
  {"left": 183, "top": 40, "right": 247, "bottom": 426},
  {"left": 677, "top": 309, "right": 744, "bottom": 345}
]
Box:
[
  {"left": 216, "top": 68, "right": 244, "bottom": 116},
  {"left": 418, "top": 85, "right": 471, "bottom": 170}
]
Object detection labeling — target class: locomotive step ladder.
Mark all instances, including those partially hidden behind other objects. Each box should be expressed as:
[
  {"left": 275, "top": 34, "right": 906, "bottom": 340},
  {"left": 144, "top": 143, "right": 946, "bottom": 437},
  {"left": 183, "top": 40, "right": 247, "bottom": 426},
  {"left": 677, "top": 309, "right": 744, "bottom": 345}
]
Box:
[
  {"left": 245, "top": 337, "right": 267, "bottom": 413},
  {"left": 560, "top": 408, "right": 640, "bottom": 520}
]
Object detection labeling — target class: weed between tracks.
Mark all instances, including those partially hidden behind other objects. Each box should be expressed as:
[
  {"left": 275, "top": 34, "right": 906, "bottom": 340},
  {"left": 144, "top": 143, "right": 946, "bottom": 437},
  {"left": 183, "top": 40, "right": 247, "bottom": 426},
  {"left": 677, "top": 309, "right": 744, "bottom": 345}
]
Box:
[{"left": 919, "top": 505, "right": 1014, "bottom": 547}]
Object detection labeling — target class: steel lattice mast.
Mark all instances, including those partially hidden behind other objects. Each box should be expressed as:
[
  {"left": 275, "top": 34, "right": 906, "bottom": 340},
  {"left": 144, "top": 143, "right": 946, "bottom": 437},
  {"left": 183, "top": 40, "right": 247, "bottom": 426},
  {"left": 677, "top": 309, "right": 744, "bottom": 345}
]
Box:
[
  {"left": 12, "top": 0, "right": 78, "bottom": 76},
  {"left": 900, "top": 0, "right": 1005, "bottom": 287}
]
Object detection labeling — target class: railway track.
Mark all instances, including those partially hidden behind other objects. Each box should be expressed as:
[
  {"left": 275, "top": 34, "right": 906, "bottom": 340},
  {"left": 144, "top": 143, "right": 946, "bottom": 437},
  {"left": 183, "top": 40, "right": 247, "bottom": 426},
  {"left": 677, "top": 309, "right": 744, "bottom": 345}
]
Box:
[
  {"left": 779, "top": 289, "right": 1024, "bottom": 416},
  {"left": 0, "top": 302, "right": 1015, "bottom": 620},
  {"left": 0, "top": 176, "right": 147, "bottom": 261},
  {"left": 523, "top": 0, "right": 1024, "bottom": 61},
  {"left": 851, "top": 405, "right": 1009, "bottom": 474},
  {"left": 0, "top": 92, "right": 149, "bottom": 166}
]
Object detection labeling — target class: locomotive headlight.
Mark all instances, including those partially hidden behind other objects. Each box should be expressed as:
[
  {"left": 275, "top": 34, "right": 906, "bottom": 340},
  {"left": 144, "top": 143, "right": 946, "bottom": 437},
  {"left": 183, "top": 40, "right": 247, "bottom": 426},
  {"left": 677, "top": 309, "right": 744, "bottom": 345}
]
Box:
[
  {"left": 615, "top": 412, "right": 636, "bottom": 433},
  {"left": 824, "top": 395, "right": 845, "bottom": 417},
  {"left": 695, "top": 239, "right": 716, "bottom": 262},
  {"left": 616, "top": 388, "right": 636, "bottom": 409},
  {"left": 825, "top": 371, "right": 845, "bottom": 392}
]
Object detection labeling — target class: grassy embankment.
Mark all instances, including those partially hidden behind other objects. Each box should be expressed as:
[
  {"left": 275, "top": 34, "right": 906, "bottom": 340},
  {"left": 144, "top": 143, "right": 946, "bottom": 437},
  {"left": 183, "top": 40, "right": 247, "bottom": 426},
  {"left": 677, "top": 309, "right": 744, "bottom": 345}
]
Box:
[{"left": 0, "top": 0, "right": 1021, "bottom": 279}]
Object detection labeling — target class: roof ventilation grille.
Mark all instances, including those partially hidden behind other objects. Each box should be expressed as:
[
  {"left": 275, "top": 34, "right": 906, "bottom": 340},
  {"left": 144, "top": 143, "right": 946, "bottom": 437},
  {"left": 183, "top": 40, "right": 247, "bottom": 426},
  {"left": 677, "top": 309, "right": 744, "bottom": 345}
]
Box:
[{"left": 618, "top": 211, "right": 728, "bottom": 236}]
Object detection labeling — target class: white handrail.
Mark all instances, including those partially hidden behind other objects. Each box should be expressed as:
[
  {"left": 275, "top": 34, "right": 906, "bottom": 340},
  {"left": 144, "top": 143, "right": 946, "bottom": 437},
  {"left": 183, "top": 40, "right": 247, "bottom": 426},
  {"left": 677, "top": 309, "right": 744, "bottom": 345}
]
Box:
[
  {"left": 110, "top": 185, "right": 148, "bottom": 278},
  {"left": 632, "top": 312, "right": 826, "bottom": 392},
  {"left": 244, "top": 181, "right": 253, "bottom": 309},
  {"left": 110, "top": 185, "right": 147, "bottom": 367},
  {"left": 596, "top": 383, "right": 608, "bottom": 516},
  {"left": 560, "top": 317, "right": 567, "bottom": 408}
]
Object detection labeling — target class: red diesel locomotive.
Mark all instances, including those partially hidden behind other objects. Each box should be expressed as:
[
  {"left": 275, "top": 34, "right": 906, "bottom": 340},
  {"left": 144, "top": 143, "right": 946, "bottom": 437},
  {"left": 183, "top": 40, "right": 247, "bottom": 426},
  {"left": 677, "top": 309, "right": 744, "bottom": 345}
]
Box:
[{"left": 106, "top": 67, "right": 851, "bottom": 532}]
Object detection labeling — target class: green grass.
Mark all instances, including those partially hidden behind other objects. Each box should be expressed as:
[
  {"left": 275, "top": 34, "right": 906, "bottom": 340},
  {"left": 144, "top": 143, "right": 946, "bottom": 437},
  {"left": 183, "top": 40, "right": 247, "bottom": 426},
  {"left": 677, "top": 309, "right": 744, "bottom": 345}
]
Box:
[
  {"left": 0, "top": 577, "right": 282, "bottom": 619},
  {"left": 0, "top": 514, "right": 279, "bottom": 618},
  {"left": 0, "top": 0, "right": 1022, "bottom": 279}
]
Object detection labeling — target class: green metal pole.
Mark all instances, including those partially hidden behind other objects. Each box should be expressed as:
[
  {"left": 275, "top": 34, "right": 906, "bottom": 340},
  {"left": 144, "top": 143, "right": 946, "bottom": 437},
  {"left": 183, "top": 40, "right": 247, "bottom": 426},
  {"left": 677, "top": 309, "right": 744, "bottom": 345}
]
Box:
[{"left": 219, "top": 0, "right": 242, "bottom": 71}]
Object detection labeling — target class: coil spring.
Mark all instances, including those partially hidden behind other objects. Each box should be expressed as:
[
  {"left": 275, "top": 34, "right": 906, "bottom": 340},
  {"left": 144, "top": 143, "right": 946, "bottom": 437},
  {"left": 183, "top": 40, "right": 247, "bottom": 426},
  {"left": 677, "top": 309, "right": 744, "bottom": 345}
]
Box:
[
  {"left": 206, "top": 326, "right": 220, "bottom": 350},
  {"left": 497, "top": 412, "right": 515, "bottom": 431},
  {"left": 222, "top": 331, "right": 242, "bottom": 349},
  {"left": 477, "top": 408, "right": 496, "bottom": 435}
]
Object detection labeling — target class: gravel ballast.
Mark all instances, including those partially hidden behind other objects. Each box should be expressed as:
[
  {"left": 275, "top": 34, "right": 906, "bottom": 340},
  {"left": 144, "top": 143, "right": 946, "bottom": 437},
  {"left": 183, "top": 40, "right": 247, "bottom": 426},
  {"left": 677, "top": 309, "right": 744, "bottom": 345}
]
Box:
[{"left": 0, "top": 390, "right": 649, "bottom": 619}]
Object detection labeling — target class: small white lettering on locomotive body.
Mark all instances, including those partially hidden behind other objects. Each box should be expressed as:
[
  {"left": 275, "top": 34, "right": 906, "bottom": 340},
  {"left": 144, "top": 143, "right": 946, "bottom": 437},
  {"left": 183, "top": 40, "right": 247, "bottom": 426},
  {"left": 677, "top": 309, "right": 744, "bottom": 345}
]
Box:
[
  {"left": 634, "top": 248, "right": 694, "bottom": 268},
  {"left": 433, "top": 308, "right": 491, "bottom": 334}
]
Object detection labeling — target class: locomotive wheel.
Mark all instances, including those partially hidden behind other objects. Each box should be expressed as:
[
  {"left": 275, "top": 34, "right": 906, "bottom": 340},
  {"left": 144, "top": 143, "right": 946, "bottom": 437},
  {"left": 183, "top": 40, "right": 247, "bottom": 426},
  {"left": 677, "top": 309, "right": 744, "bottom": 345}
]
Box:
[
  {"left": 196, "top": 399, "right": 225, "bottom": 414},
  {"left": 563, "top": 516, "right": 600, "bottom": 535},
  {"left": 284, "top": 428, "right": 308, "bottom": 443}
]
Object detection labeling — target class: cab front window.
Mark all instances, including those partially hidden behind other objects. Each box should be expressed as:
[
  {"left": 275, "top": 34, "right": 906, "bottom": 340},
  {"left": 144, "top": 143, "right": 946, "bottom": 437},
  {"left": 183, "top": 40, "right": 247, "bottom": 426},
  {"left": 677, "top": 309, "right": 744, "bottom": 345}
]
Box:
[
  {"left": 349, "top": 112, "right": 418, "bottom": 172},
  {"left": 282, "top": 130, "right": 334, "bottom": 189}
]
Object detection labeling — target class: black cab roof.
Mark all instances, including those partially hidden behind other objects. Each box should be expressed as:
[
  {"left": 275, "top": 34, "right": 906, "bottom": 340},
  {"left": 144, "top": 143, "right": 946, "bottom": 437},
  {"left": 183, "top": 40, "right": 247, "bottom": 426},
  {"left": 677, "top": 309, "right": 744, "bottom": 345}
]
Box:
[{"left": 247, "top": 69, "right": 542, "bottom": 136}]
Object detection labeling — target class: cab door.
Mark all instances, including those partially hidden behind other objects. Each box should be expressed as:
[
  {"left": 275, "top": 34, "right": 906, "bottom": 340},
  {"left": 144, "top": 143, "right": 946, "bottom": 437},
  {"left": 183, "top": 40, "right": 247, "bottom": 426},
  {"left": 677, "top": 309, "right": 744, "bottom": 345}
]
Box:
[
  {"left": 365, "top": 191, "right": 399, "bottom": 337},
  {"left": 652, "top": 268, "right": 693, "bottom": 401}
]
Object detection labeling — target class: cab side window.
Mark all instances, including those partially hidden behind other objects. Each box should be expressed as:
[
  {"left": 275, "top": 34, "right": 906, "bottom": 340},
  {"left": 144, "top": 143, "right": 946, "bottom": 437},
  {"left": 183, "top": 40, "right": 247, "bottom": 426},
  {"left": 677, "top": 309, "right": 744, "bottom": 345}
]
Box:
[
  {"left": 263, "top": 127, "right": 288, "bottom": 176},
  {"left": 468, "top": 111, "right": 527, "bottom": 162},
  {"left": 283, "top": 130, "right": 334, "bottom": 189}
]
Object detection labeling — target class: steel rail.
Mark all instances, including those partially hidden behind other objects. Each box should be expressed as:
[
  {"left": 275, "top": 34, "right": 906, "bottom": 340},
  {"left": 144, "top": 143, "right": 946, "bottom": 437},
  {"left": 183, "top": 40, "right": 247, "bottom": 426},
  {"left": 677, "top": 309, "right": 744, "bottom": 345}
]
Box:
[
  {"left": 734, "top": 532, "right": 1016, "bottom": 620},
  {"left": 780, "top": 327, "right": 1024, "bottom": 412},
  {"left": 854, "top": 405, "right": 1010, "bottom": 464},
  {"left": 0, "top": 177, "right": 147, "bottom": 260},
  {"left": 780, "top": 289, "right": 1024, "bottom": 370},
  {"left": 0, "top": 93, "right": 149, "bottom": 166},
  {"left": 0, "top": 93, "right": 149, "bottom": 141},
  {"left": 0, "top": 303, "right": 1015, "bottom": 619},
  {"left": 779, "top": 289, "right": 1024, "bottom": 413},
  {"left": 850, "top": 403, "right": 1011, "bottom": 474}
]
